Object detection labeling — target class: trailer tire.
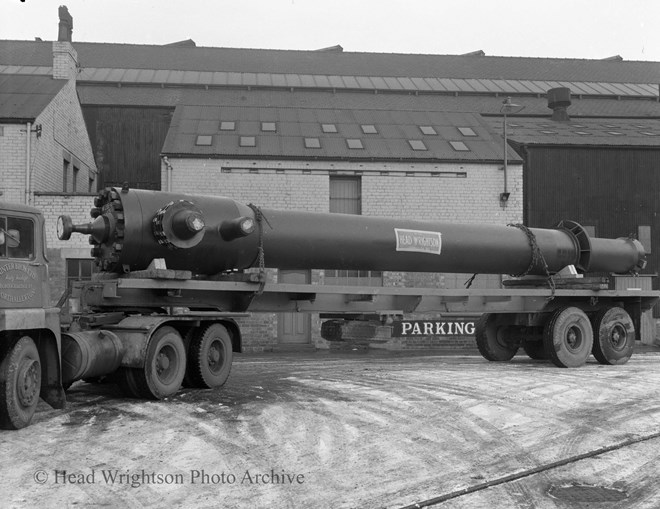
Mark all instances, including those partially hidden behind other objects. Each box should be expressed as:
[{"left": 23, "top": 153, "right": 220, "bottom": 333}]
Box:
[
  {"left": 544, "top": 307, "right": 593, "bottom": 368},
  {"left": 591, "top": 307, "right": 635, "bottom": 365},
  {"left": 120, "top": 327, "right": 186, "bottom": 399},
  {"left": 522, "top": 340, "right": 546, "bottom": 360},
  {"left": 0, "top": 336, "right": 41, "bottom": 430},
  {"left": 475, "top": 314, "right": 519, "bottom": 361},
  {"left": 186, "top": 324, "right": 233, "bottom": 389}
]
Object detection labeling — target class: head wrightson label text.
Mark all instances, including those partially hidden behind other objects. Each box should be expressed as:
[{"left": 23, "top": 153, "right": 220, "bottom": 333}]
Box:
[{"left": 394, "top": 228, "right": 442, "bottom": 255}]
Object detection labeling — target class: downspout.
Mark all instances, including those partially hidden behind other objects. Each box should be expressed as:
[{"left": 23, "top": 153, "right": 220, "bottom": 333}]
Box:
[
  {"left": 162, "top": 156, "right": 173, "bottom": 192},
  {"left": 25, "top": 122, "right": 32, "bottom": 205}
]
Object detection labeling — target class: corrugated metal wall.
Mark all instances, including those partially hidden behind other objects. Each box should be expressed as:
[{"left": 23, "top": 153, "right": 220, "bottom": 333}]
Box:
[
  {"left": 81, "top": 107, "right": 173, "bottom": 190},
  {"left": 524, "top": 146, "right": 660, "bottom": 282}
]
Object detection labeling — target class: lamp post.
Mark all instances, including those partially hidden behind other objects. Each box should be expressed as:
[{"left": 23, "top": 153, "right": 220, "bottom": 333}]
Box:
[{"left": 500, "top": 97, "right": 524, "bottom": 206}]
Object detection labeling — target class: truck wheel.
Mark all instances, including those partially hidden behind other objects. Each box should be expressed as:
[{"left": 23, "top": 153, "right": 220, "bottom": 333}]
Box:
[
  {"left": 186, "top": 324, "right": 233, "bottom": 389},
  {"left": 543, "top": 307, "right": 593, "bottom": 368},
  {"left": 591, "top": 307, "right": 635, "bottom": 365},
  {"left": 0, "top": 336, "right": 42, "bottom": 430},
  {"left": 522, "top": 340, "right": 546, "bottom": 360},
  {"left": 122, "top": 327, "right": 186, "bottom": 399},
  {"left": 475, "top": 314, "right": 519, "bottom": 361}
]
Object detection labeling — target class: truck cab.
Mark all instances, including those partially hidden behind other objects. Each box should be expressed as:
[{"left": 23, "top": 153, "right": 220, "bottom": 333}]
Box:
[{"left": 0, "top": 202, "right": 65, "bottom": 429}]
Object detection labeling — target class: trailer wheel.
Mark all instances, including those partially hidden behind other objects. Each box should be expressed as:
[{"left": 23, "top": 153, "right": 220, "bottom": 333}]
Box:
[
  {"left": 475, "top": 314, "right": 519, "bottom": 361},
  {"left": 522, "top": 340, "right": 547, "bottom": 360},
  {"left": 591, "top": 307, "right": 635, "bottom": 365},
  {"left": 543, "top": 307, "right": 593, "bottom": 368},
  {"left": 121, "top": 327, "right": 186, "bottom": 399},
  {"left": 0, "top": 336, "right": 42, "bottom": 430},
  {"left": 186, "top": 324, "right": 233, "bottom": 389}
]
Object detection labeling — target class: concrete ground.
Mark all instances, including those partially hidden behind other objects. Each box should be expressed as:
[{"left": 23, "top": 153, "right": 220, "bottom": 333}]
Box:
[{"left": 2, "top": 345, "right": 660, "bottom": 509}]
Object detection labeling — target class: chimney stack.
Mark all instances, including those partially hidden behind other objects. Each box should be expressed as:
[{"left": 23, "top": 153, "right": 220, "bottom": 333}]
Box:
[
  {"left": 547, "top": 87, "right": 571, "bottom": 122},
  {"left": 53, "top": 6, "right": 78, "bottom": 79},
  {"left": 58, "top": 5, "right": 73, "bottom": 42}
]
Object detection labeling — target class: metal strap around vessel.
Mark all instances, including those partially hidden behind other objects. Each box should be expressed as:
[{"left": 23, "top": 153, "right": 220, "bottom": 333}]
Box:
[
  {"left": 247, "top": 203, "right": 271, "bottom": 295},
  {"left": 508, "top": 223, "right": 555, "bottom": 300}
]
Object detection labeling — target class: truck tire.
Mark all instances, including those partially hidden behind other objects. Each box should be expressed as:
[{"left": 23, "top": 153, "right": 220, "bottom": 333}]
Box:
[
  {"left": 522, "top": 340, "right": 546, "bottom": 360},
  {"left": 186, "top": 324, "right": 233, "bottom": 389},
  {"left": 543, "top": 307, "right": 593, "bottom": 368},
  {"left": 591, "top": 307, "right": 635, "bottom": 365},
  {"left": 475, "top": 314, "right": 519, "bottom": 361},
  {"left": 120, "top": 326, "right": 186, "bottom": 399},
  {"left": 0, "top": 336, "right": 41, "bottom": 430}
]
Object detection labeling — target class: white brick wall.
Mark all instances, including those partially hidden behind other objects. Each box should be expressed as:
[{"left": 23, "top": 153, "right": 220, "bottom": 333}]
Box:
[{"left": 1, "top": 78, "right": 97, "bottom": 205}]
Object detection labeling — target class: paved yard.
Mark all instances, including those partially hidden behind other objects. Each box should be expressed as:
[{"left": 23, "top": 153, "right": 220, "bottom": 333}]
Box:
[{"left": 2, "top": 347, "right": 660, "bottom": 508}]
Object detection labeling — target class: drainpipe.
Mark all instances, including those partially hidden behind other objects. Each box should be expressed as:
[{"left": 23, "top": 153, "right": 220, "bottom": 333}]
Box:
[
  {"left": 25, "top": 122, "right": 32, "bottom": 205},
  {"left": 162, "top": 156, "right": 173, "bottom": 192}
]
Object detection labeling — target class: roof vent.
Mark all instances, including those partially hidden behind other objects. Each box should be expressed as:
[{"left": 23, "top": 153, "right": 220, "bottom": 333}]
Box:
[
  {"left": 547, "top": 87, "right": 571, "bottom": 122},
  {"left": 602, "top": 55, "right": 623, "bottom": 61},
  {"left": 462, "top": 50, "right": 485, "bottom": 56},
  {"left": 164, "top": 39, "right": 197, "bottom": 47},
  {"left": 315, "top": 45, "right": 344, "bottom": 52}
]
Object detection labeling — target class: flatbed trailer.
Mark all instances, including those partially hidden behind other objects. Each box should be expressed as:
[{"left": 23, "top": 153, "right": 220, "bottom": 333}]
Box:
[{"left": 1, "top": 187, "right": 657, "bottom": 429}]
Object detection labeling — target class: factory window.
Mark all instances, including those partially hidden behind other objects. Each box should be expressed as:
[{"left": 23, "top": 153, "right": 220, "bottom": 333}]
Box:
[
  {"left": 322, "top": 123, "right": 338, "bottom": 133},
  {"left": 361, "top": 124, "right": 378, "bottom": 134},
  {"left": 408, "top": 140, "right": 427, "bottom": 151},
  {"left": 326, "top": 176, "right": 382, "bottom": 286},
  {"left": 419, "top": 126, "right": 437, "bottom": 135},
  {"left": 304, "top": 137, "right": 321, "bottom": 148},
  {"left": 239, "top": 136, "right": 256, "bottom": 147},
  {"left": 346, "top": 139, "right": 363, "bottom": 149},
  {"left": 261, "top": 122, "right": 277, "bottom": 132},
  {"left": 63, "top": 158, "right": 73, "bottom": 193},
  {"left": 449, "top": 141, "right": 470, "bottom": 151},
  {"left": 195, "top": 135, "right": 213, "bottom": 146},
  {"left": 639, "top": 225, "right": 652, "bottom": 254},
  {"left": 458, "top": 127, "right": 477, "bottom": 136},
  {"left": 62, "top": 258, "right": 98, "bottom": 311},
  {"left": 219, "top": 121, "right": 236, "bottom": 131}
]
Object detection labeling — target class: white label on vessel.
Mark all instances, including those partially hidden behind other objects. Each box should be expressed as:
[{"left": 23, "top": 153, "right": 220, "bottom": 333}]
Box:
[{"left": 394, "top": 229, "right": 442, "bottom": 255}]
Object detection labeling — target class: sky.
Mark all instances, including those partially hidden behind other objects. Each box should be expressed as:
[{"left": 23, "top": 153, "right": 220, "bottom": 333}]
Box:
[{"left": 1, "top": 0, "right": 659, "bottom": 61}]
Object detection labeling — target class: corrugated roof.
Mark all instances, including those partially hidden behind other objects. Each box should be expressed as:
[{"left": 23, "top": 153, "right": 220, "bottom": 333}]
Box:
[
  {"left": 73, "top": 67, "right": 658, "bottom": 98},
  {"left": 487, "top": 117, "right": 660, "bottom": 146},
  {"left": 0, "top": 74, "right": 66, "bottom": 121},
  {"left": 2, "top": 40, "right": 659, "bottom": 84},
  {"left": 77, "top": 86, "right": 660, "bottom": 119},
  {"left": 162, "top": 104, "right": 517, "bottom": 162}
]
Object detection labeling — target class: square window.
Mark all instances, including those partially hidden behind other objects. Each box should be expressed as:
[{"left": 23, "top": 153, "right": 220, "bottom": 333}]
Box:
[
  {"left": 195, "top": 135, "right": 213, "bottom": 146},
  {"left": 346, "top": 139, "right": 363, "bottom": 149},
  {"left": 449, "top": 141, "right": 470, "bottom": 151},
  {"left": 322, "top": 123, "right": 338, "bottom": 133},
  {"left": 220, "top": 121, "right": 236, "bottom": 131},
  {"left": 408, "top": 139, "right": 427, "bottom": 151},
  {"left": 458, "top": 127, "right": 477, "bottom": 136},
  {"left": 261, "top": 122, "right": 276, "bottom": 132},
  {"left": 361, "top": 124, "right": 377, "bottom": 134},
  {"left": 239, "top": 136, "right": 256, "bottom": 147},
  {"left": 304, "top": 137, "right": 321, "bottom": 148},
  {"left": 419, "top": 126, "right": 437, "bottom": 135}
]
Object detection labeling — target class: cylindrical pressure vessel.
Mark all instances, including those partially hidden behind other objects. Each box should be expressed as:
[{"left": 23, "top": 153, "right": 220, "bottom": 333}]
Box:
[{"left": 57, "top": 187, "right": 646, "bottom": 276}]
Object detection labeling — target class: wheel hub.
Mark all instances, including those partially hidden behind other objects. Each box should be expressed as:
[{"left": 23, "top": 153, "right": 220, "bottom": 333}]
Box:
[
  {"left": 17, "top": 359, "right": 39, "bottom": 407},
  {"left": 610, "top": 324, "right": 627, "bottom": 350}
]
